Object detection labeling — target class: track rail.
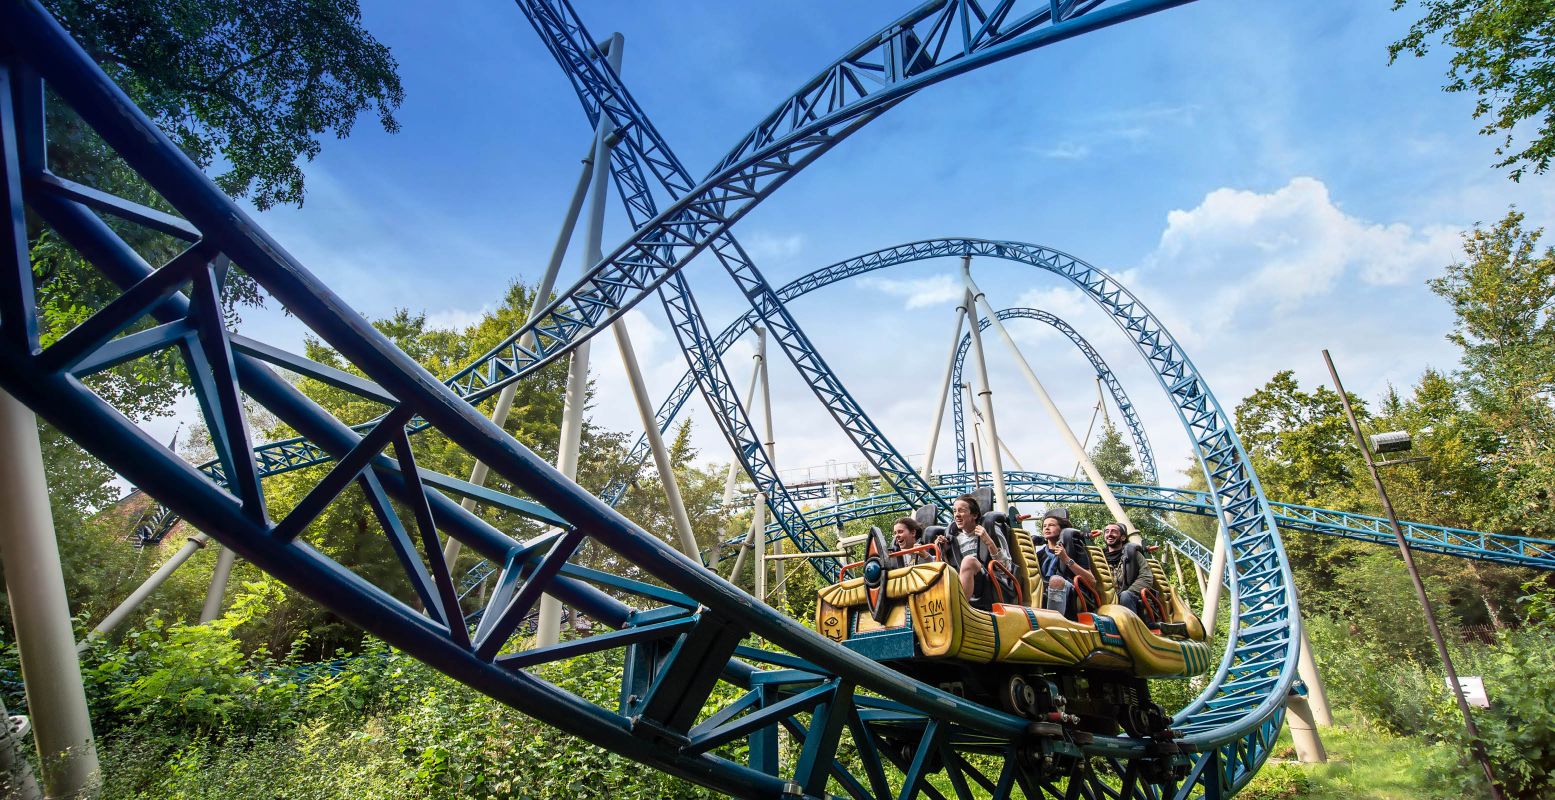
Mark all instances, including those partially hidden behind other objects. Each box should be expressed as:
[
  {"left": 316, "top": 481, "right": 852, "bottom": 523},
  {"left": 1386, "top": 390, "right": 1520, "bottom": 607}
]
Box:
[{"left": 949, "top": 308, "right": 1157, "bottom": 483}]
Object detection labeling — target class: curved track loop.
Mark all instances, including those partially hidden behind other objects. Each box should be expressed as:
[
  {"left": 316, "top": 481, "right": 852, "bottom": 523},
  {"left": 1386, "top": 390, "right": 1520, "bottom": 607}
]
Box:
[
  {"left": 0, "top": 4, "right": 1306, "bottom": 798},
  {"left": 0, "top": 4, "right": 1292, "bottom": 799},
  {"left": 451, "top": 0, "right": 1195, "bottom": 395},
  {"left": 0, "top": 7, "right": 1051, "bottom": 797},
  {"left": 949, "top": 308, "right": 1157, "bottom": 483},
  {"left": 616, "top": 236, "right": 1300, "bottom": 792}
]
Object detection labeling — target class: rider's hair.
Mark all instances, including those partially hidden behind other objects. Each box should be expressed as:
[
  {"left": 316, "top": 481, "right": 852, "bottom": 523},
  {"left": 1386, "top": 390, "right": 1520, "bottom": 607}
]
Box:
[{"left": 954, "top": 493, "right": 982, "bottom": 519}]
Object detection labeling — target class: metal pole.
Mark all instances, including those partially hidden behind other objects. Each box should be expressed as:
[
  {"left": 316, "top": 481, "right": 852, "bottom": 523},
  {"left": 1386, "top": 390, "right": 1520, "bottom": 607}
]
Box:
[
  {"left": 538, "top": 32, "right": 624, "bottom": 648},
  {"left": 752, "top": 327, "right": 785, "bottom": 607},
  {"left": 614, "top": 318, "right": 699, "bottom": 558},
  {"left": 1296, "top": 620, "right": 1333, "bottom": 726},
  {"left": 723, "top": 338, "right": 766, "bottom": 583},
  {"left": 961, "top": 268, "right": 1136, "bottom": 535},
  {"left": 1323, "top": 350, "right": 1505, "bottom": 799},
  {"left": 80, "top": 532, "right": 210, "bottom": 651},
  {"left": 961, "top": 272, "right": 1008, "bottom": 512},
  {"left": 199, "top": 545, "right": 236, "bottom": 623},
  {"left": 752, "top": 494, "right": 768, "bottom": 602},
  {"left": 922, "top": 302, "right": 968, "bottom": 478},
  {"left": 961, "top": 382, "right": 982, "bottom": 484},
  {"left": 1200, "top": 524, "right": 1227, "bottom": 635},
  {"left": 1285, "top": 692, "right": 1328, "bottom": 763},
  {"left": 1072, "top": 377, "right": 1106, "bottom": 479},
  {"left": 0, "top": 389, "right": 99, "bottom": 798},
  {"left": 443, "top": 135, "right": 595, "bottom": 567}
]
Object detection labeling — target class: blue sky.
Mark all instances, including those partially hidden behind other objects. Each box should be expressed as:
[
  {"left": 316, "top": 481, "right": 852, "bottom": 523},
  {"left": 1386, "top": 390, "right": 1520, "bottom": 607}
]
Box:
[{"left": 202, "top": 1, "right": 1555, "bottom": 490}]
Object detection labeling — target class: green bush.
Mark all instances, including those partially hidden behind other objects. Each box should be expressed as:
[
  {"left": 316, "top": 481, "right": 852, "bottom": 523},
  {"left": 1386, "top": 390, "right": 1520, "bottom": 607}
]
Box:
[{"left": 1424, "top": 587, "right": 1555, "bottom": 800}]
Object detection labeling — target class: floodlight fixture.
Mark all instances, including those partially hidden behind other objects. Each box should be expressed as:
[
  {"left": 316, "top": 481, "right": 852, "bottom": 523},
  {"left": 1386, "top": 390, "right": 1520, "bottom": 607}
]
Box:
[{"left": 1369, "top": 430, "right": 1413, "bottom": 454}]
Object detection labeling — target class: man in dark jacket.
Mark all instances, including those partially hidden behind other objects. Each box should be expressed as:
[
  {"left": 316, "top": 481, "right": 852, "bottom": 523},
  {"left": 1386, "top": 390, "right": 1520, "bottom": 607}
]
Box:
[{"left": 1101, "top": 522, "right": 1155, "bottom": 617}]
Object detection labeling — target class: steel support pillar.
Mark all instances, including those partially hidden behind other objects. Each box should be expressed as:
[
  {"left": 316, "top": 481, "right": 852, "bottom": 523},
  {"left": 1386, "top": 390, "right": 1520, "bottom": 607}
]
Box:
[
  {"left": 614, "top": 318, "right": 698, "bottom": 558},
  {"left": 723, "top": 342, "right": 766, "bottom": 584},
  {"left": 1201, "top": 524, "right": 1227, "bottom": 634},
  {"left": 1295, "top": 611, "right": 1332, "bottom": 726},
  {"left": 0, "top": 696, "right": 41, "bottom": 800},
  {"left": 1285, "top": 692, "right": 1327, "bottom": 763},
  {"left": 0, "top": 390, "right": 99, "bottom": 798},
  {"left": 751, "top": 327, "right": 784, "bottom": 604},
  {"left": 445, "top": 136, "right": 594, "bottom": 567},
  {"left": 198, "top": 545, "right": 236, "bottom": 623},
  {"left": 537, "top": 32, "right": 623, "bottom": 647},
  {"left": 962, "top": 266, "right": 1136, "bottom": 534},
  {"left": 80, "top": 532, "right": 209, "bottom": 651},
  {"left": 961, "top": 272, "right": 1007, "bottom": 513}
]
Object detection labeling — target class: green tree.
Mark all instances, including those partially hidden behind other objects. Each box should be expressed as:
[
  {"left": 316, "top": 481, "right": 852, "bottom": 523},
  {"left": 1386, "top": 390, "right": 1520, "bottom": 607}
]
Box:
[
  {"left": 46, "top": 0, "right": 404, "bottom": 210},
  {"left": 1429, "top": 210, "right": 1555, "bottom": 533},
  {"left": 1390, "top": 0, "right": 1555, "bottom": 181},
  {"left": 1234, "top": 370, "right": 1361, "bottom": 505}
]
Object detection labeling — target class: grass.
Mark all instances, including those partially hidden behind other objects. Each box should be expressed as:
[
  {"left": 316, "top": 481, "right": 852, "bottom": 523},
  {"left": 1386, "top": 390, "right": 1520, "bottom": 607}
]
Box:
[{"left": 1239, "top": 708, "right": 1465, "bottom": 800}]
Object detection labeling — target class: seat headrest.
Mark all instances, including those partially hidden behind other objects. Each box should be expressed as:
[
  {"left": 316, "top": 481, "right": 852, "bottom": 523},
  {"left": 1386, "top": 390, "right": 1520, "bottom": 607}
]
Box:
[
  {"left": 912, "top": 503, "right": 938, "bottom": 529},
  {"left": 971, "top": 487, "right": 995, "bottom": 517}
]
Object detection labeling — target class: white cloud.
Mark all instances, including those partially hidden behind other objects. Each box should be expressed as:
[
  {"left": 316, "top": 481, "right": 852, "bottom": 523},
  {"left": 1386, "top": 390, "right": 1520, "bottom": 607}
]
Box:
[
  {"left": 1146, "top": 177, "right": 1461, "bottom": 315},
  {"left": 424, "top": 305, "right": 491, "bottom": 331},
  {"left": 859, "top": 274, "right": 966, "bottom": 310},
  {"left": 1035, "top": 142, "right": 1091, "bottom": 160},
  {"left": 741, "top": 231, "right": 806, "bottom": 262}
]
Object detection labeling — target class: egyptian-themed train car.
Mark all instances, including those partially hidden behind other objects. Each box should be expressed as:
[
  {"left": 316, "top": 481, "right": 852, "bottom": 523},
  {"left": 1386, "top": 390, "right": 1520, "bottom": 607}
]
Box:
[{"left": 815, "top": 501, "right": 1209, "bottom": 738}]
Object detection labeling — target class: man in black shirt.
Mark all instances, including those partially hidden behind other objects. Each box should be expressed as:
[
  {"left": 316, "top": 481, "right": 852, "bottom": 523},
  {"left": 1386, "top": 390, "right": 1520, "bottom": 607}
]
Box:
[{"left": 1101, "top": 522, "right": 1155, "bottom": 617}]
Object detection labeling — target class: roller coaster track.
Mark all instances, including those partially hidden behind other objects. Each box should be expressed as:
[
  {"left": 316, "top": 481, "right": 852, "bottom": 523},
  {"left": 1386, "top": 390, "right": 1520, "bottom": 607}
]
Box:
[
  {"left": 949, "top": 308, "right": 1157, "bottom": 483},
  {"left": 782, "top": 473, "right": 1555, "bottom": 572},
  {"left": 0, "top": 1, "right": 1317, "bottom": 795}
]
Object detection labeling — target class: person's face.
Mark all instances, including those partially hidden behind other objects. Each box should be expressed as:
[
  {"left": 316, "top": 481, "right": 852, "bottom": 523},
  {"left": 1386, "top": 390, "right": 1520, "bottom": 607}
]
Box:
[
  {"left": 952, "top": 500, "right": 974, "bottom": 529},
  {"left": 1041, "top": 517, "right": 1061, "bottom": 540},
  {"left": 1104, "top": 525, "right": 1126, "bottom": 547},
  {"left": 892, "top": 523, "right": 917, "bottom": 551}
]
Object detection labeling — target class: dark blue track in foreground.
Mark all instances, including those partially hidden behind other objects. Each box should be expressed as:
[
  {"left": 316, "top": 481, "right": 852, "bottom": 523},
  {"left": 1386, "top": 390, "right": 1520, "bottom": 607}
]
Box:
[{"left": 0, "top": 1, "right": 1324, "bottom": 796}]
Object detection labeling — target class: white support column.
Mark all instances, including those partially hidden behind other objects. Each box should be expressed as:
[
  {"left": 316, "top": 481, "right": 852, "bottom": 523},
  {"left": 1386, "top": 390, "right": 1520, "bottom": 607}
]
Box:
[
  {"left": 1200, "top": 523, "right": 1228, "bottom": 635},
  {"left": 922, "top": 302, "right": 968, "bottom": 479},
  {"left": 961, "top": 270, "right": 1008, "bottom": 512},
  {"left": 443, "top": 135, "right": 595, "bottom": 567},
  {"left": 1296, "top": 616, "right": 1333, "bottom": 726},
  {"left": 538, "top": 32, "right": 623, "bottom": 648},
  {"left": 751, "top": 327, "right": 784, "bottom": 606},
  {"left": 81, "top": 532, "right": 210, "bottom": 651},
  {"left": 961, "top": 266, "right": 1135, "bottom": 535},
  {"left": 0, "top": 694, "right": 42, "bottom": 800},
  {"left": 751, "top": 495, "right": 768, "bottom": 603},
  {"left": 0, "top": 390, "right": 99, "bottom": 798},
  {"left": 614, "top": 319, "right": 698, "bottom": 559},
  {"left": 961, "top": 381, "right": 982, "bottom": 480},
  {"left": 1285, "top": 692, "right": 1328, "bottom": 763},
  {"left": 199, "top": 545, "right": 237, "bottom": 623},
  {"left": 723, "top": 338, "right": 767, "bottom": 584}
]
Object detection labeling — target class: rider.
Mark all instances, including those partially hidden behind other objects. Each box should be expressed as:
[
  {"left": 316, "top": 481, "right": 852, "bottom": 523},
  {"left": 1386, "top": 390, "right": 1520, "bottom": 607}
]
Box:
[
  {"left": 933, "top": 493, "right": 1013, "bottom": 609},
  {"left": 1100, "top": 522, "right": 1155, "bottom": 617},
  {"left": 890, "top": 516, "right": 931, "bottom": 566},
  {"left": 1036, "top": 508, "right": 1095, "bottom": 619}
]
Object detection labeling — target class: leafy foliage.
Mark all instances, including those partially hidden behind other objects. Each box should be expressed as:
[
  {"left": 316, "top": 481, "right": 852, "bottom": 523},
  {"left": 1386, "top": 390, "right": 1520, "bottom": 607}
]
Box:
[
  {"left": 1391, "top": 0, "right": 1555, "bottom": 180},
  {"left": 46, "top": 0, "right": 404, "bottom": 210}
]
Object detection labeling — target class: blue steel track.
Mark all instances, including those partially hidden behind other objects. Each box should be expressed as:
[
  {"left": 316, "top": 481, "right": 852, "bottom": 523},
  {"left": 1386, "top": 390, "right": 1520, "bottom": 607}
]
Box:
[{"left": 2, "top": 1, "right": 1538, "bottom": 797}]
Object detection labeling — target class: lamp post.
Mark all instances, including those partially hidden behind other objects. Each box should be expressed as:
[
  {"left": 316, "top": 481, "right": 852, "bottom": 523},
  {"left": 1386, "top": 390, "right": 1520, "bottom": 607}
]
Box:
[{"left": 1323, "top": 350, "right": 1505, "bottom": 800}]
